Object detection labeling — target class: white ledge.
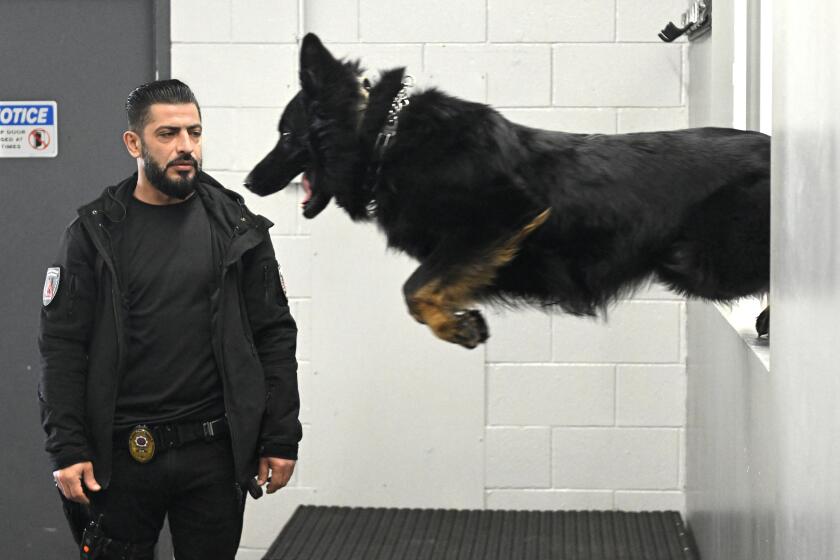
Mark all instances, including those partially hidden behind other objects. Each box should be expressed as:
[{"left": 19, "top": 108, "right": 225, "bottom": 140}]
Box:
[{"left": 715, "top": 298, "right": 770, "bottom": 371}]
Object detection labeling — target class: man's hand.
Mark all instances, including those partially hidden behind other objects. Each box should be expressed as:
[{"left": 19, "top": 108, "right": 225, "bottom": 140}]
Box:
[
  {"left": 257, "top": 457, "right": 296, "bottom": 494},
  {"left": 53, "top": 461, "right": 101, "bottom": 505}
]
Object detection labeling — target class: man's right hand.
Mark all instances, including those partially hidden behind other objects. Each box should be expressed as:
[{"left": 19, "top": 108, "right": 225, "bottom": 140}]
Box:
[{"left": 53, "top": 462, "right": 101, "bottom": 505}]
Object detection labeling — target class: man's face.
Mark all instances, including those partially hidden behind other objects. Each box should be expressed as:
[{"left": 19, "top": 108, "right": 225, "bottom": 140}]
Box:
[{"left": 137, "top": 103, "right": 203, "bottom": 199}]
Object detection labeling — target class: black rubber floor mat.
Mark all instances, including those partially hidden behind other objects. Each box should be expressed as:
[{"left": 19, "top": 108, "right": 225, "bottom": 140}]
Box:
[{"left": 263, "top": 506, "right": 699, "bottom": 559}]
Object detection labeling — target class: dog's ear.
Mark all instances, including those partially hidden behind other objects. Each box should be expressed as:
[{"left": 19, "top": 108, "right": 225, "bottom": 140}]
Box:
[{"left": 300, "top": 33, "right": 337, "bottom": 94}]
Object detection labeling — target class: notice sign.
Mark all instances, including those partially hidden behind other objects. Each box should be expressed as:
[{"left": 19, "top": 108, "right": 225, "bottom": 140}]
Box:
[{"left": 0, "top": 101, "right": 58, "bottom": 158}]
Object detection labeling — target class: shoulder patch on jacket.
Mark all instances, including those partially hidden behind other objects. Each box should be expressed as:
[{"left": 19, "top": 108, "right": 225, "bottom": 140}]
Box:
[{"left": 42, "top": 267, "right": 61, "bottom": 306}]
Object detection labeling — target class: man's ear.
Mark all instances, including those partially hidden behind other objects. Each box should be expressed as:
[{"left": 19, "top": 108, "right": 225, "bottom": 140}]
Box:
[
  {"left": 123, "top": 130, "right": 142, "bottom": 159},
  {"left": 299, "top": 33, "right": 336, "bottom": 95}
]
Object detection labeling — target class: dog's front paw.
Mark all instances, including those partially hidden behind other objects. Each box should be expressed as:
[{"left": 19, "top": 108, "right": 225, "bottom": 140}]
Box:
[{"left": 451, "top": 309, "right": 489, "bottom": 349}]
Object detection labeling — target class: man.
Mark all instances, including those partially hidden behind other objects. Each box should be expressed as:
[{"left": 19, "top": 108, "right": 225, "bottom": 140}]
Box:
[{"left": 38, "top": 79, "right": 301, "bottom": 559}]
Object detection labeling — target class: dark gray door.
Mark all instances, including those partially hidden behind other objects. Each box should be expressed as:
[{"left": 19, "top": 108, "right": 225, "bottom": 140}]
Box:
[{"left": 0, "top": 2, "right": 165, "bottom": 557}]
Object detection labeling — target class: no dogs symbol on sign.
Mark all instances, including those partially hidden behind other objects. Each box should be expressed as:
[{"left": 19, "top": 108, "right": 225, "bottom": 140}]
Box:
[{"left": 0, "top": 101, "right": 58, "bottom": 158}]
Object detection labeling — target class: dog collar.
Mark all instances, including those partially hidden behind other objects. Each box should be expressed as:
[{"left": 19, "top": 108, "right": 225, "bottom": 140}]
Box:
[
  {"left": 363, "top": 74, "right": 415, "bottom": 217},
  {"left": 372, "top": 75, "right": 415, "bottom": 162}
]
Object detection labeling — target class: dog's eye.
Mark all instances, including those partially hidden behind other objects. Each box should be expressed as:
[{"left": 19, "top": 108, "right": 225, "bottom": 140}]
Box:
[{"left": 281, "top": 132, "right": 292, "bottom": 143}]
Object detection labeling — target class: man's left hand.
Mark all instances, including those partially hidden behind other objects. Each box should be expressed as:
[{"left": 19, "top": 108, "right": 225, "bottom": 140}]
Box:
[{"left": 257, "top": 457, "right": 296, "bottom": 494}]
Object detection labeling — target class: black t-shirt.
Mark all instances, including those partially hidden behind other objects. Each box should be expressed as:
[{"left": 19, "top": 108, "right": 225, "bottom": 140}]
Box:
[{"left": 113, "top": 193, "right": 225, "bottom": 430}]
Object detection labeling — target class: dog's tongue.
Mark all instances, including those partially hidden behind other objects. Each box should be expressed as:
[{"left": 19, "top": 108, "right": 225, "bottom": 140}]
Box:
[{"left": 301, "top": 172, "right": 313, "bottom": 205}]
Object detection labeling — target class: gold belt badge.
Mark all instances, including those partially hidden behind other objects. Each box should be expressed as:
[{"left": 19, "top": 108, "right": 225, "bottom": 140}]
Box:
[{"left": 128, "top": 425, "right": 155, "bottom": 463}]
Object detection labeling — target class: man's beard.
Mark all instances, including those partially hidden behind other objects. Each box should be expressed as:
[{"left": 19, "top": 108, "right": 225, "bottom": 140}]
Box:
[{"left": 141, "top": 144, "right": 202, "bottom": 200}]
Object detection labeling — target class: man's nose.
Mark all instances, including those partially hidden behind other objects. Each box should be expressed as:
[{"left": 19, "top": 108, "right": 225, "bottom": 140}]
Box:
[{"left": 175, "top": 130, "right": 195, "bottom": 154}]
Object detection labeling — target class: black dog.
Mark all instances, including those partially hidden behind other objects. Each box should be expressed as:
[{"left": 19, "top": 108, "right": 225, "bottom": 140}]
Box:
[{"left": 245, "top": 33, "right": 770, "bottom": 349}]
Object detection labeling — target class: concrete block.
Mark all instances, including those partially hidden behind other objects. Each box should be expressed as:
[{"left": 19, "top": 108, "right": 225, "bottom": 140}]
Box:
[
  {"left": 488, "top": 365, "right": 615, "bottom": 426},
  {"left": 239, "top": 487, "right": 316, "bottom": 549},
  {"left": 228, "top": 108, "right": 288, "bottom": 171},
  {"left": 552, "top": 301, "right": 682, "bottom": 363},
  {"left": 485, "top": 307, "right": 552, "bottom": 363},
  {"left": 171, "top": 0, "right": 230, "bottom": 42},
  {"left": 486, "top": 489, "right": 614, "bottom": 510},
  {"left": 678, "top": 428, "right": 686, "bottom": 489},
  {"left": 297, "top": 360, "right": 311, "bottom": 424},
  {"left": 614, "top": 491, "right": 686, "bottom": 512},
  {"left": 271, "top": 236, "right": 312, "bottom": 298},
  {"left": 232, "top": 0, "right": 298, "bottom": 43},
  {"left": 304, "top": 0, "right": 359, "bottom": 42},
  {"left": 293, "top": 184, "right": 312, "bottom": 235},
  {"left": 617, "top": 0, "right": 688, "bottom": 42},
  {"left": 552, "top": 428, "right": 680, "bottom": 490},
  {"left": 421, "top": 63, "right": 487, "bottom": 103},
  {"left": 325, "top": 44, "right": 423, "bottom": 77},
  {"left": 359, "top": 0, "right": 486, "bottom": 43},
  {"left": 307, "top": 212, "right": 485, "bottom": 508},
  {"left": 489, "top": 0, "right": 615, "bottom": 42},
  {"left": 255, "top": 187, "right": 301, "bottom": 236},
  {"left": 287, "top": 423, "right": 309, "bottom": 487},
  {"left": 294, "top": 298, "right": 311, "bottom": 361},
  {"left": 553, "top": 44, "right": 682, "bottom": 107},
  {"left": 425, "top": 45, "right": 551, "bottom": 106},
  {"left": 198, "top": 108, "right": 237, "bottom": 170},
  {"left": 201, "top": 107, "right": 286, "bottom": 173},
  {"left": 616, "top": 365, "right": 686, "bottom": 427},
  {"left": 617, "top": 108, "right": 689, "bottom": 132},
  {"left": 485, "top": 427, "right": 551, "bottom": 488},
  {"left": 203, "top": 170, "right": 239, "bottom": 193},
  {"left": 171, "top": 44, "right": 298, "bottom": 107},
  {"left": 499, "top": 108, "right": 617, "bottom": 134}
]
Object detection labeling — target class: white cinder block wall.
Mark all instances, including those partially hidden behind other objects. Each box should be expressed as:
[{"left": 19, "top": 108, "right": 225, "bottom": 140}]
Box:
[{"left": 171, "top": 1, "right": 689, "bottom": 557}]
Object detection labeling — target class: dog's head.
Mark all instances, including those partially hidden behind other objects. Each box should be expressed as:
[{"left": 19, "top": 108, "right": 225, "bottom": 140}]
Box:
[{"left": 244, "top": 33, "right": 365, "bottom": 219}]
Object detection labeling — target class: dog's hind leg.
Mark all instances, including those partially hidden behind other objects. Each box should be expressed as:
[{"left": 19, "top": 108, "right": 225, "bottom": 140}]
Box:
[
  {"left": 656, "top": 178, "right": 770, "bottom": 301},
  {"left": 404, "top": 209, "right": 551, "bottom": 348}
]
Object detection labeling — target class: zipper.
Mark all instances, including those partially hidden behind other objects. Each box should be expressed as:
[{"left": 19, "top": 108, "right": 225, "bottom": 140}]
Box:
[
  {"left": 236, "top": 266, "right": 259, "bottom": 358},
  {"left": 214, "top": 211, "right": 265, "bottom": 483},
  {"left": 213, "top": 231, "right": 244, "bottom": 481},
  {"left": 204, "top": 196, "right": 263, "bottom": 484},
  {"left": 100, "top": 222, "right": 127, "bottom": 379},
  {"left": 67, "top": 274, "right": 77, "bottom": 319},
  {"left": 263, "top": 264, "right": 271, "bottom": 305},
  {"left": 80, "top": 210, "right": 126, "bottom": 425}
]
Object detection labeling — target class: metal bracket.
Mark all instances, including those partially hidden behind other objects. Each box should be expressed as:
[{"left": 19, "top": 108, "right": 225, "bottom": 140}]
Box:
[{"left": 659, "top": 0, "right": 711, "bottom": 42}]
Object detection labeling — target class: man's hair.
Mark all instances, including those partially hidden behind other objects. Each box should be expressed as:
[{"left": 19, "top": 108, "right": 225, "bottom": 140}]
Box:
[{"left": 125, "top": 79, "right": 201, "bottom": 132}]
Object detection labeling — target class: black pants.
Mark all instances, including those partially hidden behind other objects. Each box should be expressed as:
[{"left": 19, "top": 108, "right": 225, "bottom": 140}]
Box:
[{"left": 85, "top": 436, "right": 246, "bottom": 560}]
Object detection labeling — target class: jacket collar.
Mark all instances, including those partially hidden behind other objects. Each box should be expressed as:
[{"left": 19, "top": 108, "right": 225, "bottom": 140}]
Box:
[
  {"left": 77, "top": 171, "right": 274, "bottom": 268},
  {"left": 78, "top": 171, "right": 273, "bottom": 233}
]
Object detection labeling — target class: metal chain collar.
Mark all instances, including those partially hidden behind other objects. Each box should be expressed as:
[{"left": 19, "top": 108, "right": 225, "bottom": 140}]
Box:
[
  {"left": 373, "top": 75, "right": 415, "bottom": 159},
  {"left": 365, "top": 75, "right": 415, "bottom": 218}
]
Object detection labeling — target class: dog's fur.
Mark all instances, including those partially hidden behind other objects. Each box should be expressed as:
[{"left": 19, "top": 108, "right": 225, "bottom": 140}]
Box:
[{"left": 245, "top": 34, "right": 770, "bottom": 348}]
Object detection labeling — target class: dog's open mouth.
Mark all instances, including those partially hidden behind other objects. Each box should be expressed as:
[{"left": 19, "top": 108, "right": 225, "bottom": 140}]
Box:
[
  {"left": 301, "top": 171, "right": 313, "bottom": 207},
  {"left": 299, "top": 169, "right": 332, "bottom": 219}
]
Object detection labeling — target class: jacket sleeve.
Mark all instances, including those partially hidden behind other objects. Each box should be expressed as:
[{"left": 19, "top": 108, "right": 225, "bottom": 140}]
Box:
[
  {"left": 241, "top": 226, "right": 302, "bottom": 461},
  {"left": 38, "top": 220, "right": 96, "bottom": 471}
]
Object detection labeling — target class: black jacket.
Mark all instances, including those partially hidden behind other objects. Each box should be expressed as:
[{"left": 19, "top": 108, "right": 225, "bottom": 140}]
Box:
[{"left": 38, "top": 172, "right": 301, "bottom": 488}]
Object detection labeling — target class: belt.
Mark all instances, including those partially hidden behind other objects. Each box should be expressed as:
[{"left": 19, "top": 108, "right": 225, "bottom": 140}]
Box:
[{"left": 114, "top": 416, "right": 229, "bottom": 452}]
